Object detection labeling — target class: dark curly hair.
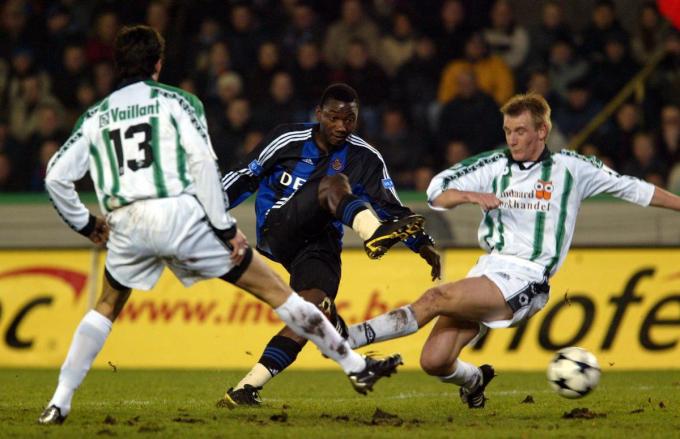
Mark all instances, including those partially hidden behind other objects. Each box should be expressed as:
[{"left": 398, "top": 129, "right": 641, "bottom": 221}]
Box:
[
  {"left": 319, "top": 83, "right": 359, "bottom": 108},
  {"left": 114, "top": 25, "right": 165, "bottom": 80}
]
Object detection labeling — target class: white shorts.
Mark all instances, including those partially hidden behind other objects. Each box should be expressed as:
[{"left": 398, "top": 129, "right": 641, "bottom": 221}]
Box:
[
  {"left": 105, "top": 194, "right": 234, "bottom": 290},
  {"left": 467, "top": 254, "right": 550, "bottom": 330}
]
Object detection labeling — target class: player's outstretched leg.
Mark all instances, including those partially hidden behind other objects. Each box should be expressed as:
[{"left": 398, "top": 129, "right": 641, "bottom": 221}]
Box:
[
  {"left": 319, "top": 174, "right": 425, "bottom": 259},
  {"left": 220, "top": 251, "right": 402, "bottom": 408},
  {"left": 38, "top": 271, "right": 131, "bottom": 425},
  {"left": 222, "top": 291, "right": 349, "bottom": 407}
]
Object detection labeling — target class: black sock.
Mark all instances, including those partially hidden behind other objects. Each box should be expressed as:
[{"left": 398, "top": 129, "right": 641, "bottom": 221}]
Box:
[
  {"left": 258, "top": 335, "right": 304, "bottom": 377},
  {"left": 335, "top": 194, "right": 369, "bottom": 226}
]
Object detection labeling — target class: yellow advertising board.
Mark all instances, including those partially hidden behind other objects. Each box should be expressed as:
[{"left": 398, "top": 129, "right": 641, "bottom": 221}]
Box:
[{"left": 0, "top": 248, "right": 678, "bottom": 370}]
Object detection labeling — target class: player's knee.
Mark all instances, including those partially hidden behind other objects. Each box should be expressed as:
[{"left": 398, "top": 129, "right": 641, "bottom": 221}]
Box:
[
  {"left": 421, "top": 286, "right": 448, "bottom": 309},
  {"left": 419, "top": 350, "right": 452, "bottom": 377},
  {"left": 318, "top": 174, "right": 351, "bottom": 209}
]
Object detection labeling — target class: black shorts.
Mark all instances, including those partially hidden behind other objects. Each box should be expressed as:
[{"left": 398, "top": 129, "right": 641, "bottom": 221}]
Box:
[{"left": 259, "top": 179, "right": 342, "bottom": 299}]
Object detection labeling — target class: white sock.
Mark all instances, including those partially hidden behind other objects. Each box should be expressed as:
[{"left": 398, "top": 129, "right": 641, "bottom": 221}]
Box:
[
  {"left": 439, "top": 359, "right": 481, "bottom": 389},
  {"left": 235, "top": 363, "right": 272, "bottom": 390},
  {"left": 352, "top": 210, "right": 381, "bottom": 240},
  {"left": 275, "top": 293, "right": 365, "bottom": 374},
  {"left": 347, "top": 305, "right": 419, "bottom": 349},
  {"left": 48, "top": 310, "right": 112, "bottom": 415}
]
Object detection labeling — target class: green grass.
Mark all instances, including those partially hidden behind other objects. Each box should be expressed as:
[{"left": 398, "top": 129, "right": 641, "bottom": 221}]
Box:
[{"left": 1, "top": 369, "right": 678, "bottom": 438}]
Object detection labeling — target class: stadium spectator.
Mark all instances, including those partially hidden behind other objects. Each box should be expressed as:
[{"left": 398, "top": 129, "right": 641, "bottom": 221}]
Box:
[
  {"left": 370, "top": 105, "right": 426, "bottom": 189},
  {"left": 252, "top": 71, "right": 306, "bottom": 132},
  {"left": 0, "top": 152, "right": 16, "bottom": 191},
  {"left": 443, "top": 139, "right": 471, "bottom": 167},
  {"left": 647, "top": 30, "right": 680, "bottom": 109},
  {"left": 192, "top": 40, "right": 232, "bottom": 102},
  {"left": 622, "top": 132, "right": 667, "bottom": 186},
  {"left": 391, "top": 35, "right": 441, "bottom": 139},
  {"left": 323, "top": 0, "right": 380, "bottom": 69},
  {"left": 527, "top": 1, "right": 572, "bottom": 69},
  {"left": 85, "top": 9, "right": 119, "bottom": 64},
  {"left": 0, "top": 0, "right": 39, "bottom": 61},
  {"left": 553, "top": 78, "right": 601, "bottom": 140},
  {"left": 590, "top": 34, "right": 639, "bottom": 103},
  {"left": 205, "top": 71, "right": 244, "bottom": 123},
  {"left": 290, "top": 40, "right": 331, "bottom": 112},
  {"left": 596, "top": 101, "right": 641, "bottom": 168},
  {"left": 437, "top": 68, "right": 504, "bottom": 154},
  {"left": 225, "top": 3, "right": 265, "bottom": 73},
  {"left": 52, "top": 42, "right": 90, "bottom": 114},
  {"left": 332, "top": 38, "right": 390, "bottom": 138},
  {"left": 657, "top": 104, "right": 680, "bottom": 163},
  {"left": 482, "top": 0, "right": 530, "bottom": 71},
  {"left": 145, "top": 0, "right": 169, "bottom": 35},
  {"left": 432, "top": 0, "right": 473, "bottom": 68},
  {"left": 525, "top": 68, "right": 562, "bottom": 110},
  {"left": 246, "top": 41, "right": 284, "bottom": 106},
  {"left": 8, "top": 73, "right": 63, "bottom": 144},
  {"left": 185, "top": 17, "right": 223, "bottom": 78},
  {"left": 631, "top": 2, "right": 669, "bottom": 64},
  {"left": 28, "top": 138, "right": 59, "bottom": 191},
  {"left": 581, "top": 0, "right": 626, "bottom": 63},
  {"left": 280, "top": 1, "right": 323, "bottom": 58},
  {"left": 438, "top": 33, "right": 514, "bottom": 106},
  {"left": 92, "top": 61, "right": 115, "bottom": 100},
  {"left": 547, "top": 38, "right": 589, "bottom": 100},
  {"left": 210, "top": 97, "right": 253, "bottom": 172},
  {"left": 42, "top": 5, "right": 80, "bottom": 74},
  {"left": 378, "top": 10, "right": 417, "bottom": 77}
]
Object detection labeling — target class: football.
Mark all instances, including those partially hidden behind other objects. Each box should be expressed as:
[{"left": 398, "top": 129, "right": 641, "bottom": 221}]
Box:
[{"left": 547, "top": 347, "right": 601, "bottom": 399}]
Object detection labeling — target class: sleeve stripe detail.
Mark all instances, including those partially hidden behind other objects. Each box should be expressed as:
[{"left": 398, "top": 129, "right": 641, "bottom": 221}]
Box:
[
  {"left": 348, "top": 134, "right": 402, "bottom": 204},
  {"left": 221, "top": 130, "right": 312, "bottom": 190},
  {"left": 259, "top": 129, "right": 312, "bottom": 163}
]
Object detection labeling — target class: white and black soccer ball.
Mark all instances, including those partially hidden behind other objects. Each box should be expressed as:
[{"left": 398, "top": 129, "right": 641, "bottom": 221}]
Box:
[{"left": 547, "top": 347, "right": 601, "bottom": 399}]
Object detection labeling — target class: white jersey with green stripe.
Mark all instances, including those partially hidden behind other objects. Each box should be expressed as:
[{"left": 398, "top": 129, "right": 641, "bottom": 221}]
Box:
[
  {"left": 427, "top": 148, "right": 655, "bottom": 277},
  {"left": 45, "top": 79, "right": 234, "bottom": 232}
]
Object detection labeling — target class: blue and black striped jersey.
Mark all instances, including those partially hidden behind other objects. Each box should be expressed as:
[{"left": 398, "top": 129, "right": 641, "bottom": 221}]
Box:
[{"left": 222, "top": 123, "right": 424, "bottom": 254}]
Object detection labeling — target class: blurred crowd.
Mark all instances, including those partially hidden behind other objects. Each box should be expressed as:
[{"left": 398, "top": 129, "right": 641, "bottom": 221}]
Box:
[{"left": 0, "top": 0, "right": 679, "bottom": 193}]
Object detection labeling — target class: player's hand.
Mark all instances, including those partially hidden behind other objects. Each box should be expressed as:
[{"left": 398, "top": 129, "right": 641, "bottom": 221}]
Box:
[
  {"left": 468, "top": 192, "right": 501, "bottom": 211},
  {"left": 88, "top": 216, "right": 109, "bottom": 246},
  {"left": 228, "top": 228, "right": 249, "bottom": 266},
  {"left": 419, "top": 244, "right": 441, "bottom": 281}
]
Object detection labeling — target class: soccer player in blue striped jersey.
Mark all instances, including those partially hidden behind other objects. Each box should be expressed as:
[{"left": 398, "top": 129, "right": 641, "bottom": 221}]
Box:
[
  {"left": 219, "top": 84, "right": 441, "bottom": 407},
  {"left": 345, "top": 92, "right": 680, "bottom": 409}
]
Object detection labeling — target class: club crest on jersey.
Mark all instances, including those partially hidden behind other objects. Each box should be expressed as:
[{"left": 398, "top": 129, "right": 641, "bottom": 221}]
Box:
[
  {"left": 331, "top": 158, "right": 343, "bottom": 171},
  {"left": 534, "top": 179, "right": 554, "bottom": 200}
]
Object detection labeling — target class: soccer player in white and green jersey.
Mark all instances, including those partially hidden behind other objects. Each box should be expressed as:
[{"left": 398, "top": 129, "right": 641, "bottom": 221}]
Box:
[
  {"left": 38, "top": 25, "right": 401, "bottom": 425},
  {"left": 345, "top": 93, "right": 680, "bottom": 408}
]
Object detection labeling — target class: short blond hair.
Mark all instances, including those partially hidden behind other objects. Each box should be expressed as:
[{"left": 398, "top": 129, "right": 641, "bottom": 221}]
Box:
[{"left": 500, "top": 93, "right": 552, "bottom": 135}]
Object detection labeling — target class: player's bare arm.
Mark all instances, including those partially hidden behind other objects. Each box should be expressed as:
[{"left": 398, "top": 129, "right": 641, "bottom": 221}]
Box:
[
  {"left": 649, "top": 186, "right": 680, "bottom": 211},
  {"left": 432, "top": 189, "right": 501, "bottom": 211}
]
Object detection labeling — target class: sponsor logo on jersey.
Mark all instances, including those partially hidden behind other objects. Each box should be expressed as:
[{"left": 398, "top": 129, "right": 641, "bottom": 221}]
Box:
[
  {"left": 103, "top": 102, "right": 161, "bottom": 124},
  {"left": 279, "top": 171, "right": 306, "bottom": 190},
  {"left": 382, "top": 178, "right": 394, "bottom": 189},
  {"left": 534, "top": 180, "right": 554, "bottom": 200}
]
